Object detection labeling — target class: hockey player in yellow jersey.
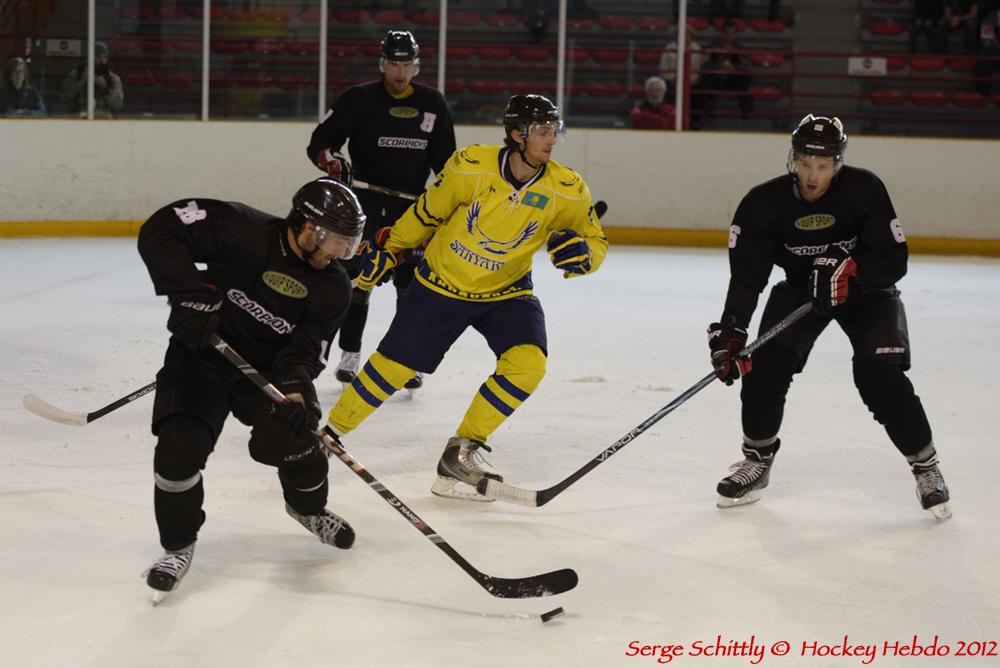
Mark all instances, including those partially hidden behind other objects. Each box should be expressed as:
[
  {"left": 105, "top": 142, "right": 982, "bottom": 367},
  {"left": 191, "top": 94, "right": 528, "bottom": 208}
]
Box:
[{"left": 325, "top": 94, "right": 608, "bottom": 500}]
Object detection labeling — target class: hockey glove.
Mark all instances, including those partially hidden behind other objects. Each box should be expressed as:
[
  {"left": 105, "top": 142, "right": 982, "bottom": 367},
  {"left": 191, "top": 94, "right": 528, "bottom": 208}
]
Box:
[
  {"left": 707, "top": 319, "right": 752, "bottom": 386},
  {"left": 355, "top": 227, "right": 399, "bottom": 291},
  {"left": 268, "top": 366, "right": 321, "bottom": 442},
  {"left": 547, "top": 229, "right": 592, "bottom": 278},
  {"left": 167, "top": 284, "right": 222, "bottom": 352},
  {"left": 810, "top": 245, "right": 857, "bottom": 314},
  {"left": 317, "top": 149, "right": 352, "bottom": 186}
]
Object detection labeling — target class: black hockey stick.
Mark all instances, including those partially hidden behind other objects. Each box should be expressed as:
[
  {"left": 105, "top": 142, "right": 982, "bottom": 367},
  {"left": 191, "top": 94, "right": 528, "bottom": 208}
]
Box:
[
  {"left": 352, "top": 179, "right": 418, "bottom": 201},
  {"left": 207, "top": 333, "right": 578, "bottom": 599},
  {"left": 23, "top": 382, "right": 157, "bottom": 426},
  {"left": 477, "top": 302, "right": 814, "bottom": 507}
]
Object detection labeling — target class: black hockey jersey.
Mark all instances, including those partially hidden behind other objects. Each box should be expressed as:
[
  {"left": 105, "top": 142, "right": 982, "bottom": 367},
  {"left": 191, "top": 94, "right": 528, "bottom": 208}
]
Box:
[
  {"left": 724, "top": 166, "right": 908, "bottom": 326},
  {"left": 306, "top": 80, "right": 456, "bottom": 195},
  {"left": 138, "top": 199, "right": 351, "bottom": 377}
]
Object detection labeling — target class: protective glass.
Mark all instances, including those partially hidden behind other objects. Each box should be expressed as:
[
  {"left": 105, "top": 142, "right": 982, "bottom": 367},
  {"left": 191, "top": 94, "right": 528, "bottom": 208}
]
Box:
[
  {"left": 313, "top": 221, "right": 365, "bottom": 260},
  {"left": 379, "top": 58, "right": 420, "bottom": 77},
  {"left": 529, "top": 120, "right": 566, "bottom": 143}
]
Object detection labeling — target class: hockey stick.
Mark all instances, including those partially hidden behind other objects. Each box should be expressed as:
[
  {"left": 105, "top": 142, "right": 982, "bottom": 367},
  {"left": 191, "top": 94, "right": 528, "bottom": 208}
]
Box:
[
  {"left": 477, "top": 302, "right": 815, "bottom": 507},
  {"left": 206, "top": 333, "right": 578, "bottom": 599},
  {"left": 23, "top": 382, "right": 157, "bottom": 426},
  {"left": 352, "top": 179, "right": 418, "bottom": 201}
]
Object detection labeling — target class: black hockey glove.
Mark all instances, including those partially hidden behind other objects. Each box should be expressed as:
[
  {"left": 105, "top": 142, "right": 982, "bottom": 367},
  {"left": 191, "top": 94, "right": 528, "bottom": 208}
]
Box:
[
  {"left": 707, "top": 319, "right": 752, "bottom": 386},
  {"left": 317, "top": 149, "right": 352, "bottom": 187},
  {"left": 268, "top": 366, "right": 321, "bottom": 442},
  {"left": 810, "top": 245, "right": 857, "bottom": 315},
  {"left": 547, "top": 229, "right": 592, "bottom": 278},
  {"left": 167, "top": 284, "right": 222, "bottom": 351},
  {"left": 355, "top": 226, "right": 399, "bottom": 291}
]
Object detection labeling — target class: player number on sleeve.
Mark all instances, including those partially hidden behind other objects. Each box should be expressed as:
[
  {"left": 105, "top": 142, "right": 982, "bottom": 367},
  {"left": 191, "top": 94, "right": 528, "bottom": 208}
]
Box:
[
  {"left": 728, "top": 224, "right": 742, "bottom": 249},
  {"left": 889, "top": 218, "right": 906, "bottom": 243},
  {"left": 173, "top": 200, "right": 207, "bottom": 225}
]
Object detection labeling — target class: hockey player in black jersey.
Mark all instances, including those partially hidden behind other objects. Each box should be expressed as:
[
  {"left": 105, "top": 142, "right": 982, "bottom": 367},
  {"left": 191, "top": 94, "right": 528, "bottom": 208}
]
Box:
[
  {"left": 307, "top": 29, "right": 456, "bottom": 391},
  {"left": 136, "top": 178, "right": 365, "bottom": 603},
  {"left": 707, "top": 115, "right": 950, "bottom": 520}
]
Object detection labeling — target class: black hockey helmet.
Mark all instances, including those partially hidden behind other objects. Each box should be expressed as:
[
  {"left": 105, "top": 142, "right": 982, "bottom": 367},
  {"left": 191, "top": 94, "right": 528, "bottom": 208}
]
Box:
[
  {"left": 503, "top": 94, "right": 563, "bottom": 149},
  {"left": 787, "top": 114, "right": 848, "bottom": 177},
  {"left": 379, "top": 30, "right": 420, "bottom": 76},
  {"left": 288, "top": 178, "right": 366, "bottom": 260}
]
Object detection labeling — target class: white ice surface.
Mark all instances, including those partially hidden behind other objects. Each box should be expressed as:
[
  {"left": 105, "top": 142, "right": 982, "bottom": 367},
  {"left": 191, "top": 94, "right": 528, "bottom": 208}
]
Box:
[{"left": 1, "top": 239, "right": 998, "bottom": 668}]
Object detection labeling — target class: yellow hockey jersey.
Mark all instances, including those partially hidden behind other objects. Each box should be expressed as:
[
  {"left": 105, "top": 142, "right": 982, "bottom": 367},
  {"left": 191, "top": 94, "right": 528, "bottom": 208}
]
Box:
[{"left": 384, "top": 144, "right": 608, "bottom": 301}]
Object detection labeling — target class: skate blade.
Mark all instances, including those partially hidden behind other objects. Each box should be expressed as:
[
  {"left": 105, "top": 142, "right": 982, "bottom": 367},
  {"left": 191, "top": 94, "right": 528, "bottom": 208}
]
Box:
[
  {"left": 151, "top": 589, "right": 171, "bottom": 606},
  {"left": 717, "top": 489, "right": 762, "bottom": 508},
  {"left": 928, "top": 502, "right": 952, "bottom": 521},
  {"left": 431, "top": 476, "right": 494, "bottom": 502}
]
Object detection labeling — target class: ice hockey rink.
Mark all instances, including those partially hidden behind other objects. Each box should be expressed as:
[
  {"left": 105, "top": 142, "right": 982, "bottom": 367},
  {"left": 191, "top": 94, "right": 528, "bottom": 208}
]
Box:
[{"left": 2, "top": 239, "right": 998, "bottom": 668}]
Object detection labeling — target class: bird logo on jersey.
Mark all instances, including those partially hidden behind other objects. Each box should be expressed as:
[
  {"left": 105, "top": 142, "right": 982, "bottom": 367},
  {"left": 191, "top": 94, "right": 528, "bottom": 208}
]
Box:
[{"left": 465, "top": 200, "right": 539, "bottom": 255}]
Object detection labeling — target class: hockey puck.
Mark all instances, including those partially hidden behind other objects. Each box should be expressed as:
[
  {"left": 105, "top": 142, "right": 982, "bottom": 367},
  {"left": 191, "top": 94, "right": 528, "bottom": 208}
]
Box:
[{"left": 540, "top": 606, "right": 565, "bottom": 623}]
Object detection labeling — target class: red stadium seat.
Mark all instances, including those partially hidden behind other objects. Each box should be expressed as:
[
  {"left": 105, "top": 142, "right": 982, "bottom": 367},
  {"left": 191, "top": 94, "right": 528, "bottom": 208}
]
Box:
[
  {"left": 141, "top": 39, "right": 171, "bottom": 54},
  {"left": 517, "top": 46, "right": 553, "bottom": 62},
  {"left": 637, "top": 16, "right": 671, "bottom": 31},
  {"left": 634, "top": 48, "right": 662, "bottom": 65},
  {"left": 122, "top": 70, "right": 157, "bottom": 87},
  {"left": 421, "top": 45, "right": 437, "bottom": 59},
  {"left": 374, "top": 10, "right": 407, "bottom": 24},
  {"left": 212, "top": 40, "right": 246, "bottom": 55},
  {"left": 949, "top": 57, "right": 976, "bottom": 72},
  {"left": 628, "top": 83, "right": 645, "bottom": 98},
  {"left": 910, "top": 56, "right": 945, "bottom": 71},
  {"left": 301, "top": 9, "right": 321, "bottom": 22},
  {"left": 586, "top": 81, "right": 626, "bottom": 97},
  {"left": 751, "top": 18, "right": 786, "bottom": 33},
  {"left": 566, "top": 82, "right": 586, "bottom": 97},
  {"left": 105, "top": 38, "right": 140, "bottom": 53},
  {"left": 568, "top": 47, "right": 590, "bottom": 62},
  {"left": 162, "top": 72, "right": 196, "bottom": 88},
  {"left": 870, "top": 89, "right": 907, "bottom": 105},
  {"left": 592, "top": 48, "right": 628, "bottom": 63},
  {"left": 486, "top": 13, "right": 521, "bottom": 27},
  {"left": 449, "top": 12, "right": 481, "bottom": 26},
  {"left": 226, "top": 10, "right": 259, "bottom": 21},
  {"left": 886, "top": 55, "right": 906, "bottom": 70},
  {"left": 478, "top": 45, "right": 513, "bottom": 61},
  {"left": 566, "top": 18, "right": 594, "bottom": 29},
  {"left": 952, "top": 91, "right": 987, "bottom": 107},
  {"left": 334, "top": 10, "right": 370, "bottom": 24},
  {"left": 237, "top": 72, "right": 274, "bottom": 88},
  {"left": 252, "top": 41, "right": 287, "bottom": 56},
  {"left": 446, "top": 45, "right": 475, "bottom": 60},
  {"left": 688, "top": 17, "right": 710, "bottom": 31},
  {"left": 264, "top": 10, "right": 292, "bottom": 22},
  {"left": 713, "top": 17, "right": 747, "bottom": 30},
  {"left": 870, "top": 20, "right": 906, "bottom": 36},
  {"left": 599, "top": 15, "right": 633, "bottom": 30},
  {"left": 413, "top": 11, "right": 440, "bottom": 26},
  {"left": 157, "top": 6, "right": 188, "bottom": 20},
  {"left": 119, "top": 6, "right": 140, "bottom": 20},
  {"left": 910, "top": 90, "right": 948, "bottom": 106},
  {"left": 209, "top": 73, "right": 235, "bottom": 88},
  {"left": 993, "top": 94, "right": 1000, "bottom": 107},
  {"left": 750, "top": 53, "right": 785, "bottom": 68},
  {"left": 329, "top": 43, "right": 361, "bottom": 58},
  {"left": 362, "top": 43, "right": 381, "bottom": 57},
  {"left": 512, "top": 80, "right": 556, "bottom": 96},
  {"left": 469, "top": 79, "right": 508, "bottom": 95},
  {"left": 445, "top": 78, "right": 468, "bottom": 94},
  {"left": 174, "top": 40, "right": 201, "bottom": 53},
  {"left": 750, "top": 85, "right": 783, "bottom": 101},
  {"left": 288, "top": 41, "right": 320, "bottom": 56}
]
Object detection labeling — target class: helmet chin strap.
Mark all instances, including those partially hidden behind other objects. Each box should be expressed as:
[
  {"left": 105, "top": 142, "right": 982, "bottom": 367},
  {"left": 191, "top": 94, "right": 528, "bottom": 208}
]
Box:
[{"left": 288, "top": 223, "right": 317, "bottom": 262}]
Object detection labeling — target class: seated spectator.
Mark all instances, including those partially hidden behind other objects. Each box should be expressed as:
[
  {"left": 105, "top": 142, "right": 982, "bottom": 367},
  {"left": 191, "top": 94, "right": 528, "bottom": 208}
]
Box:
[
  {"left": 61, "top": 41, "right": 124, "bottom": 118},
  {"left": 911, "top": 0, "right": 948, "bottom": 53},
  {"left": 703, "top": 20, "right": 753, "bottom": 119},
  {"left": 974, "top": 6, "right": 1000, "bottom": 95},
  {"left": 660, "top": 29, "right": 705, "bottom": 90},
  {"left": 946, "top": 1, "right": 980, "bottom": 53},
  {"left": 0, "top": 57, "right": 46, "bottom": 117},
  {"left": 630, "top": 76, "right": 676, "bottom": 129}
]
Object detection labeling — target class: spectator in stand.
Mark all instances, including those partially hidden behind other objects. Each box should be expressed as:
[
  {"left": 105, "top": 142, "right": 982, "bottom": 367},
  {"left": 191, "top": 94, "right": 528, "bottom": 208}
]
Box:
[
  {"left": 974, "top": 5, "right": 1000, "bottom": 95},
  {"left": 523, "top": 0, "right": 554, "bottom": 42},
  {"left": 660, "top": 30, "right": 711, "bottom": 129},
  {"left": 1, "top": 57, "right": 46, "bottom": 117},
  {"left": 946, "top": 1, "right": 980, "bottom": 53},
  {"left": 630, "top": 76, "right": 676, "bottom": 129},
  {"left": 61, "top": 41, "right": 124, "bottom": 118},
  {"left": 704, "top": 19, "right": 753, "bottom": 120},
  {"left": 911, "top": 0, "right": 948, "bottom": 54}
]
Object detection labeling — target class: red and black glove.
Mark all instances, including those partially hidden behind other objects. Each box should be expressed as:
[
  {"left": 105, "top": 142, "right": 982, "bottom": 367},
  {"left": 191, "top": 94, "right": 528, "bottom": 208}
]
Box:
[
  {"left": 167, "top": 283, "right": 222, "bottom": 351},
  {"left": 810, "top": 245, "right": 857, "bottom": 314},
  {"left": 317, "top": 149, "right": 352, "bottom": 186},
  {"left": 707, "top": 320, "right": 752, "bottom": 386}
]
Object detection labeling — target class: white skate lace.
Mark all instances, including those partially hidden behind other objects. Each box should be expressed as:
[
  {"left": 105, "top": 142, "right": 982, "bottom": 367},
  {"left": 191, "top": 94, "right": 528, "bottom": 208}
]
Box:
[
  {"left": 459, "top": 442, "right": 495, "bottom": 476},
  {"left": 915, "top": 466, "right": 945, "bottom": 495},
  {"left": 337, "top": 351, "right": 361, "bottom": 374},
  {"left": 146, "top": 548, "right": 193, "bottom": 579},
  {"left": 726, "top": 459, "right": 769, "bottom": 486}
]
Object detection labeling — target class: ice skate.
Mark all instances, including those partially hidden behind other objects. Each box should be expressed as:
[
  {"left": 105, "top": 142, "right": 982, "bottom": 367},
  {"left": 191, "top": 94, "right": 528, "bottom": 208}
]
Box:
[
  {"left": 913, "top": 462, "right": 951, "bottom": 521},
  {"left": 431, "top": 436, "right": 503, "bottom": 502},
  {"left": 286, "top": 504, "right": 356, "bottom": 548},
  {"left": 716, "top": 441, "right": 779, "bottom": 508},
  {"left": 335, "top": 350, "right": 361, "bottom": 388},
  {"left": 403, "top": 371, "right": 424, "bottom": 398},
  {"left": 144, "top": 542, "right": 195, "bottom": 605}
]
